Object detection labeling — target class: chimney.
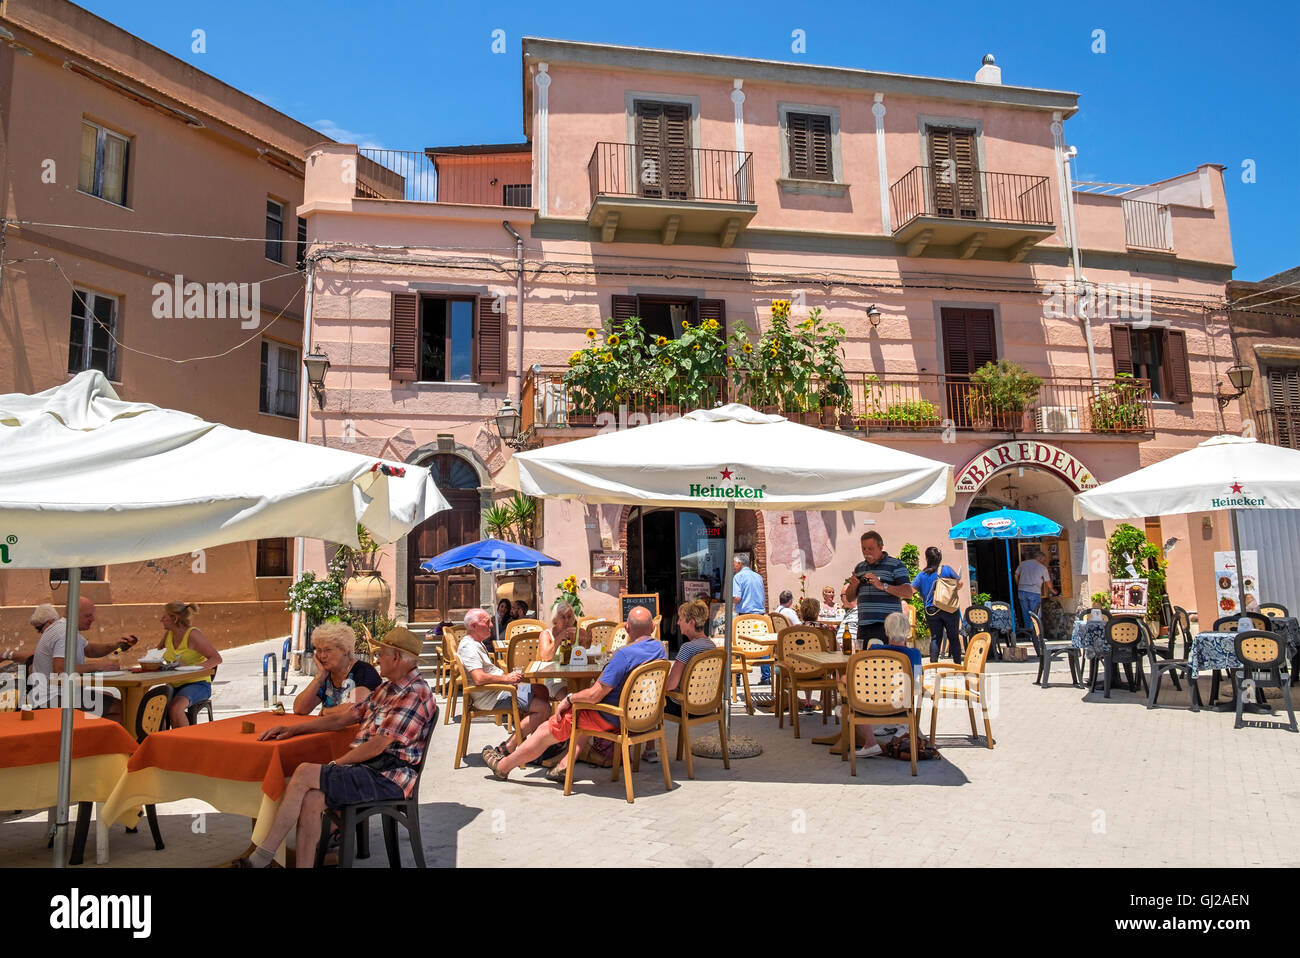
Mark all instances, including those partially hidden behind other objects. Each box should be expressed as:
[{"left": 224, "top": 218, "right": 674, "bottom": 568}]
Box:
[{"left": 975, "top": 53, "right": 1002, "bottom": 85}]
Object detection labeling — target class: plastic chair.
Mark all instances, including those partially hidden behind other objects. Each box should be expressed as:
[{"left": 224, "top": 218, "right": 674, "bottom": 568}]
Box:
[
  {"left": 1233, "top": 631, "right": 1296, "bottom": 732},
  {"left": 842, "top": 649, "right": 920, "bottom": 777},
  {"left": 504, "top": 633, "right": 541, "bottom": 673},
  {"left": 314, "top": 707, "right": 438, "bottom": 867},
  {"left": 1024, "top": 611, "right": 1081, "bottom": 689},
  {"left": 1095, "top": 618, "right": 1147, "bottom": 698},
  {"left": 1144, "top": 618, "right": 1200, "bottom": 712},
  {"left": 922, "top": 631, "right": 994, "bottom": 748},
  {"left": 730, "top": 613, "right": 776, "bottom": 710},
  {"left": 565, "top": 659, "right": 672, "bottom": 804},
  {"left": 773, "top": 626, "right": 838, "bottom": 738},
  {"left": 1258, "top": 603, "right": 1289, "bottom": 620},
  {"left": 584, "top": 620, "right": 619, "bottom": 650},
  {"left": 664, "top": 648, "right": 728, "bottom": 779},
  {"left": 440, "top": 633, "right": 461, "bottom": 724}
]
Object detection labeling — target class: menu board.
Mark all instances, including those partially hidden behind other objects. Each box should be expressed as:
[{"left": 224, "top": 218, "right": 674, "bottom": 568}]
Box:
[
  {"left": 682, "top": 579, "right": 712, "bottom": 603},
  {"left": 1110, "top": 578, "right": 1149, "bottom": 615},
  {"left": 620, "top": 593, "right": 659, "bottom": 623},
  {"left": 1213, "top": 550, "right": 1259, "bottom": 616}
]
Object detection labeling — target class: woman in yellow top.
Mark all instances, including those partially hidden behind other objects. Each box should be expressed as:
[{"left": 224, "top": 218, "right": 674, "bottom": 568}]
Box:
[{"left": 154, "top": 601, "right": 223, "bottom": 728}]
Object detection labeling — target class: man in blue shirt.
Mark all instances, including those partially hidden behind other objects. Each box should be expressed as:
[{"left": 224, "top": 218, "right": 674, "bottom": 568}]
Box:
[
  {"left": 849, "top": 531, "right": 915, "bottom": 647},
  {"left": 731, "top": 555, "right": 765, "bottom": 615}
]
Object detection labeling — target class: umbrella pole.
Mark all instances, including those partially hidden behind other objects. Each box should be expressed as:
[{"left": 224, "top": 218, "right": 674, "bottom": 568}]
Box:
[
  {"left": 1231, "top": 508, "right": 1246, "bottom": 614},
  {"left": 1005, "top": 538, "right": 1017, "bottom": 636},
  {"left": 52, "top": 567, "right": 80, "bottom": 868},
  {"left": 723, "top": 501, "right": 735, "bottom": 738}
]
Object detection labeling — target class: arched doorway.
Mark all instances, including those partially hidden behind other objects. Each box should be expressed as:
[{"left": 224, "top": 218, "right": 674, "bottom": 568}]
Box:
[{"left": 407, "top": 453, "right": 481, "bottom": 624}]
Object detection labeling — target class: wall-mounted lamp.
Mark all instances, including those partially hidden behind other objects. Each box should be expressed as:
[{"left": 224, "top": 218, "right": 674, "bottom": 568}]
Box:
[
  {"left": 867, "top": 304, "right": 882, "bottom": 328},
  {"left": 1202, "top": 515, "right": 1214, "bottom": 535},
  {"left": 494, "top": 398, "right": 534, "bottom": 450},
  {"left": 1216, "top": 362, "right": 1254, "bottom": 407},
  {"left": 303, "top": 351, "right": 331, "bottom": 409}
]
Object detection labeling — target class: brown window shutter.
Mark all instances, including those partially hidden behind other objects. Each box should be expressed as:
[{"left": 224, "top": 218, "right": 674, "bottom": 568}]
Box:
[
  {"left": 662, "top": 104, "right": 691, "bottom": 199},
  {"left": 787, "top": 113, "right": 810, "bottom": 179},
  {"left": 475, "top": 295, "right": 507, "bottom": 383},
  {"left": 809, "top": 114, "right": 831, "bottom": 180},
  {"left": 1164, "top": 329, "right": 1192, "bottom": 402},
  {"left": 787, "top": 113, "right": 832, "bottom": 181},
  {"left": 929, "top": 128, "right": 979, "bottom": 217},
  {"left": 697, "top": 299, "right": 727, "bottom": 334},
  {"left": 611, "top": 294, "right": 638, "bottom": 326},
  {"left": 942, "top": 311, "right": 971, "bottom": 376},
  {"left": 1110, "top": 324, "right": 1134, "bottom": 378},
  {"left": 390, "top": 292, "right": 419, "bottom": 381},
  {"left": 942, "top": 308, "right": 996, "bottom": 376}
]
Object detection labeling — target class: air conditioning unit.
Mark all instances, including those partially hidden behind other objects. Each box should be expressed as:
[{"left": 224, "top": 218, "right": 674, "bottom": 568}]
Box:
[{"left": 1036, "top": 405, "right": 1081, "bottom": 432}]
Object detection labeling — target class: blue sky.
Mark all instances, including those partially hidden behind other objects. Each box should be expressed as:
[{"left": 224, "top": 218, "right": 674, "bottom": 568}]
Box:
[{"left": 78, "top": 0, "right": 1299, "bottom": 280}]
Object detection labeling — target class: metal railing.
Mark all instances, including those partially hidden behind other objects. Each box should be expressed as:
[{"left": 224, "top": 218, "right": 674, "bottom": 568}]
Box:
[
  {"left": 355, "top": 149, "right": 532, "bottom": 207},
  {"left": 522, "top": 368, "right": 1154, "bottom": 435},
  {"left": 588, "top": 142, "right": 754, "bottom": 205},
  {"left": 1121, "top": 198, "right": 1172, "bottom": 250},
  {"left": 1254, "top": 406, "right": 1300, "bottom": 449},
  {"left": 889, "top": 166, "right": 1053, "bottom": 232}
]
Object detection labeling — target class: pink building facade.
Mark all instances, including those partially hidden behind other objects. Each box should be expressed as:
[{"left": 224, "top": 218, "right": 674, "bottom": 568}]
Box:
[{"left": 299, "top": 39, "right": 1240, "bottom": 642}]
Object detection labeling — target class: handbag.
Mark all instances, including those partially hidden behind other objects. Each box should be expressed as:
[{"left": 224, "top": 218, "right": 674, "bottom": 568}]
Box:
[{"left": 930, "top": 574, "right": 961, "bottom": 614}]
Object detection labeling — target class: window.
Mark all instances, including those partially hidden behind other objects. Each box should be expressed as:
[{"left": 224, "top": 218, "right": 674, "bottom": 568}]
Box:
[
  {"left": 256, "top": 538, "right": 291, "bottom": 577},
  {"left": 634, "top": 101, "right": 692, "bottom": 199},
  {"left": 295, "top": 216, "right": 308, "bottom": 270},
  {"left": 265, "top": 199, "right": 284, "bottom": 262},
  {"left": 421, "top": 298, "right": 475, "bottom": 382},
  {"left": 927, "top": 127, "right": 980, "bottom": 219},
  {"left": 1265, "top": 367, "right": 1300, "bottom": 448},
  {"left": 502, "top": 184, "right": 532, "bottom": 207},
  {"left": 786, "top": 112, "right": 833, "bottom": 181},
  {"left": 1110, "top": 325, "right": 1191, "bottom": 402},
  {"left": 78, "top": 121, "right": 130, "bottom": 206},
  {"left": 610, "top": 294, "right": 726, "bottom": 343},
  {"left": 50, "top": 567, "right": 107, "bottom": 583},
  {"left": 389, "top": 293, "right": 506, "bottom": 384},
  {"left": 260, "top": 340, "right": 299, "bottom": 417},
  {"left": 68, "top": 289, "right": 118, "bottom": 379}
]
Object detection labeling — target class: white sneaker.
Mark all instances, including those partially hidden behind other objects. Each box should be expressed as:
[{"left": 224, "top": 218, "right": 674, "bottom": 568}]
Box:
[{"left": 855, "top": 744, "right": 884, "bottom": 758}]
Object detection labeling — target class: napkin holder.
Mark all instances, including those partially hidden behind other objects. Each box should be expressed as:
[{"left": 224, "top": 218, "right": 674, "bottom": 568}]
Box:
[
  {"left": 569, "top": 646, "right": 589, "bottom": 667},
  {"left": 1089, "top": 609, "right": 1103, "bottom": 622}
]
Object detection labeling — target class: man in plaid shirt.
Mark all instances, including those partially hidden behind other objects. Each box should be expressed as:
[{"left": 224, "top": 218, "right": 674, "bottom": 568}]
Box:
[{"left": 239, "top": 626, "right": 435, "bottom": 868}]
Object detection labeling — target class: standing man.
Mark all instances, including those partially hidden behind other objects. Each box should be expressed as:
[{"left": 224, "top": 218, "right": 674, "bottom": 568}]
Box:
[
  {"left": 1014, "top": 548, "right": 1055, "bottom": 627},
  {"left": 731, "top": 555, "right": 767, "bottom": 683},
  {"left": 849, "top": 532, "right": 915, "bottom": 647}
]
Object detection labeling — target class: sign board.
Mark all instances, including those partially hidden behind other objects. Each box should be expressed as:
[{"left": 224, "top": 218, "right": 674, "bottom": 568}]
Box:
[
  {"left": 590, "top": 550, "right": 625, "bottom": 579},
  {"left": 682, "top": 579, "right": 712, "bottom": 603},
  {"left": 955, "top": 441, "right": 1099, "bottom": 493},
  {"left": 1213, "top": 550, "right": 1259, "bottom": 616},
  {"left": 620, "top": 593, "right": 659, "bottom": 623},
  {"left": 1110, "top": 578, "right": 1149, "bottom": 615}
]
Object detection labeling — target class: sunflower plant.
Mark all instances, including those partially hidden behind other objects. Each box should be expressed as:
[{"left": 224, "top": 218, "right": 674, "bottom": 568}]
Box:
[{"left": 554, "top": 573, "right": 584, "bottom": 617}]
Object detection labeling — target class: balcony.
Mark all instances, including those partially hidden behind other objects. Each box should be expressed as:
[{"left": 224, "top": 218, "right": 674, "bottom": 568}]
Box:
[
  {"left": 355, "top": 148, "right": 532, "bottom": 207},
  {"left": 889, "top": 166, "right": 1055, "bottom": 260},
  {"left": 521, "top": 368, "right": 1153, "bottom": 440},
  {"left": 1254, "top": 406, "right": 1300, "bottom": 449},
  {"left": 587, "top": 142, "right": 756, "bottom": 247}
]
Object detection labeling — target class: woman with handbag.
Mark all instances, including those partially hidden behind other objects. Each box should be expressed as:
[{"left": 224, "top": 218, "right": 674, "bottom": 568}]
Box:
[{"left": 911, "top": 547, "right": 963, "bottom": 664}]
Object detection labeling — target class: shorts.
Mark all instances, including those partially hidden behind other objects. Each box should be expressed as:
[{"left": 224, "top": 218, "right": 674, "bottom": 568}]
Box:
[
  {"left": 663, "top": 698, "right": 682, "bottom": 718},
  {"left": 547, "top": 706, "right": 616, "bottom": 742},
  {"left": 490, "top": 683, "right": 531, "bottom": 711},
  {"left": 172, "top": 681, "right": 212, "bottom": 704},
  {"left": 320, "top": 763, "right": 405, "bottom": 807}
]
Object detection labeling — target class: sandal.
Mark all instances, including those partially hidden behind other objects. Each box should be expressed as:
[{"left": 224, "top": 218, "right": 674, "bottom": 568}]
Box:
[
  {"left": 545, "top": 763, "right": 568, "bottom": 783},
  {"left": 481, "top": 745, "right": 502, "bottom": 764},
  {"left": 483, "top": 750, "right": 510, "bottom": 780}
]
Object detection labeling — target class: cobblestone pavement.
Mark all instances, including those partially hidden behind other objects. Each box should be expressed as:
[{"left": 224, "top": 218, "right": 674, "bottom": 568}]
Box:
[{"left": 4, "top": 637, "right": 1298, "bottom": 868}]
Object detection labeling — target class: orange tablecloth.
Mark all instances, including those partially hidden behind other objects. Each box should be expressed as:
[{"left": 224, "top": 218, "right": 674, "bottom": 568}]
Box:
[
  {"left": 125, "top": 712, "right": 356, "bottom": 800},
  {"left": 0, "top": 710, "right": 137, "bottom": 769}
]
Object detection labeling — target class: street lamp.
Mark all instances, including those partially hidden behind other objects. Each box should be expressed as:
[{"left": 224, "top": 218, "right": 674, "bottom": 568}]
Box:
[
  {"left": 867, "top": 304, "right": 882, "bottom": 328},
  {"left": 303, "top": 351, "right": 330, "bottom": 409},
  {"left": 1216, "top": 362, "right": 1254, "bottom": 407},
  {"left": 495, "top": 397, "right": 532, "bottom": 450}
]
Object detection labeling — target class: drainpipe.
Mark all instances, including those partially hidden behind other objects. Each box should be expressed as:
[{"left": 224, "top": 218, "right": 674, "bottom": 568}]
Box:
[
  {"left": 1061, "top": 144, "right": 1098, "bottom": 381},
  {"left": 290, "top": 257, "right": 316, "bottom": 666},
  {"left": 501, "top": 221, "right": 525, "bottom": 405}
]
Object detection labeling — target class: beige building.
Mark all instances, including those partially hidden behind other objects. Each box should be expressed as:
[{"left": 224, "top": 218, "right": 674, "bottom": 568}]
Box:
[{"left": 0, "top": 0, "right": 332, "bottom": 653}]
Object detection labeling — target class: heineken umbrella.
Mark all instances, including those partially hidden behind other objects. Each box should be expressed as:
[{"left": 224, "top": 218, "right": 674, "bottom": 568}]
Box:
[
  {"left": 0, "top": 371, "right": 449, "bottom": 867},
  {"left": 498, "top": 404, "right": 955, "bottom": 733},
  {"left": 948, "top": 508, "right": 1062, "bottom": 635},
  {"left": 1075, "top": 434, "right": 1300, "bottom": 614}
]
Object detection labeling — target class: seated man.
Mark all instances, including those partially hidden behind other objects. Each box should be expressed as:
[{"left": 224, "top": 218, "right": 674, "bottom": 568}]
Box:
[
  {"left": 239, "top": 626, "right": 435, "bottom": 868},
  {"left": 458, "top": 607, "right": 550, "bottom": 762},
  {"left": 30, "top": 597, "right": 135, "bottom": 721},
  {"left": 484, "top": 606, "right": 665, "bottom": 783}
]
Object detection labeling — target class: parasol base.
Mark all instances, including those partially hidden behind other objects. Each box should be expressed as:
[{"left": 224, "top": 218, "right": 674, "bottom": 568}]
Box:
[{"left": 692, "top": 733, "right": 761, "bottom": 760}]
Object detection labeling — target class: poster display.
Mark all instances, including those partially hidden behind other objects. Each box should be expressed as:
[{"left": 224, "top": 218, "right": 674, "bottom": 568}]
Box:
[
  {"left": 1110, "top": 578, "right": 1149, "bottom": 615},
  {"left": 682, "top": 579, "right": 712, "bottom": 603},
  {"left": 1213, "top": 550, "right": 1259, "bottom": 616}
]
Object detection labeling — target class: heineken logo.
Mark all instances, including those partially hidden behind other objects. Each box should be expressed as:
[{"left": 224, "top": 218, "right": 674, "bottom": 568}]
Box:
[
  {"left": 689, "top": 467, "right": 766, "bottom": 500},
  {"left": 0, "top": 535, "right": 14, "bottom": 564},
  {"left": 1212, "top": 483, "right": 1265, "bottom": 508}
]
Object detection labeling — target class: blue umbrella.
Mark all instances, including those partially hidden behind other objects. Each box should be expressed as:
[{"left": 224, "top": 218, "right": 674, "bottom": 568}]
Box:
[
  {"left": 948, "top": 508, "right": 1062, "bottom": 635},
  {"left": 420, "top": 538, "right": 560, "bottom": 574}
]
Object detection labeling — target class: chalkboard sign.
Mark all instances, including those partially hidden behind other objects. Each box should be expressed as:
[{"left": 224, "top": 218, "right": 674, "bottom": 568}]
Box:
[{"left": 620, "top": 593, "right": 659, "bottom": 623}]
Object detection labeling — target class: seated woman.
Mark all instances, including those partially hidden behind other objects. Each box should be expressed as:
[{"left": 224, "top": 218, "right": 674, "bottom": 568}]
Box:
[
  {"left": 293, "top": 621, "right": 380, "bottom": 716},
  {"left": 535, "top": 600, "right": 584, "bottom": 706},
  {"left": 796, "top": 597, "right": 825, "bottom": 712},
  {"left": 643, "top": 599, "right": 719, "bottom": 763},
  {"left": 844, "top": 611, "right": 922, "bottom": 758},
  {"left": 155, "top": 601, "right": 223, "bottom": 728},
  {"left": 494, "top": 598, "right": 515, "bottom": 646}
]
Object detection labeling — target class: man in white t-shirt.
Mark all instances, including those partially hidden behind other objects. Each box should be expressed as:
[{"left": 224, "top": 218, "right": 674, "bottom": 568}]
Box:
[
  {"left": 1014, "top": 551, "right": 1055, "bottom": 630},
  {"left": 457, "top": 608, "right": 549, "bottom": 763},
  {"left": 30, "top": 597, "right": 131, "bottom": 718}
]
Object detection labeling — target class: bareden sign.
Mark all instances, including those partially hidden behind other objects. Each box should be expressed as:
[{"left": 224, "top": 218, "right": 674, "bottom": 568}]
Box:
[{"left": 954, "top": 441, "right": 1100, "bottom": 493}]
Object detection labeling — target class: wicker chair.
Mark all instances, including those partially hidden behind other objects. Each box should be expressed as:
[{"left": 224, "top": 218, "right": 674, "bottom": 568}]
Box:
[
  {"left": 450, "top": 655, "right": 521, "bottom": 770},
  {"left": 504, "top": 618, "right": 546, "bottom": 645},
  {"left": 1024, "top": 611, "right": 1081, "bottom": 688},
  {"left": 842, "top": 649, "right": 919, "bottom": 777},
  {"left": 505, "top": 632, "right": 541, "bottom": 673},
  {"left": 1092, "top": 618, "right": 1147, "bottom": 698},
  {"left": 730, "top": 613, "right": 777, "bottom": 710},
  {"left": 440, "top": 632, "right": 462, "bottom": 724},
  {"left": 576, "top": 616, "right": 600, "bottom": 633},
  {"left": 584, "top": 620, "right": 619, "bottom": 650},
  {"left": 1144, "top": 618, "right": 1199, "bottom": 712},
  {"left": 921, "top": 631, "right": 994, "bottom": 748},
  {"left": 565, "top": 659, "right": 673, "bottom": 804},
  {"left": 608, "top": 626, "right": 630, "bottom": 653},
  {"left": 1233, "top": 630, "right": 1297, "bottom": 732},
  {"left": 773, "top": 626, "right": 838, "bottom": 739},
  {"left": 664, "top": 648, "right": 729, "bottom": 779}
]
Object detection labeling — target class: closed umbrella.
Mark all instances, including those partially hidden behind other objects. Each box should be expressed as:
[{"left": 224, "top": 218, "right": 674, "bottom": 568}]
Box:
[{"left": 948, "top": 508, "right": 1062, "bottom": 635}]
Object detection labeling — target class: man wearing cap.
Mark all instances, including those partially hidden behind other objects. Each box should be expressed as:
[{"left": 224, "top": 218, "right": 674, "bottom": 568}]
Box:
[{"left": 239, "top": 625, "right": 436, "bottom": 868}]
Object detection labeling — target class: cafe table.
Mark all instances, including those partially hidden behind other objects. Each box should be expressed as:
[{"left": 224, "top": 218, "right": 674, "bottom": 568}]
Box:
[
  {"left": 1189, "top": 629, "right": 1297, "bottom": 711},
  {"left": 525, "top": 660, "right": 606, "bottom": 692},
  {"left": 0, "top": 709, "right": 140, "bottom": 864},
  {"left": 101, "top": 711, "right": 355, "bottom": 865},
  {"left": 790, "top": 650, "right": 853, "bottom": 750},
  {"left": 96, "top": 665, "right": 217, "bottom": 733}
]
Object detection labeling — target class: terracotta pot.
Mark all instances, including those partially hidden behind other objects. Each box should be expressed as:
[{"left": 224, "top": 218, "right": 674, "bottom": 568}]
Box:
[
  {"left": 993, "top": 409, "right": 1024, "bottom": 431},
  {"left": 344, "top": 571, "right": 391, "bottom": 613},
  {"left": 838, "top": 413, "right": 854, "bottom": 430},
  {"left": 760, "top": 405, "right": 779, "bottom": 415},
  {"left": 800, "top": 411, "right": 821, "bottom": 427},
  {"left": 820, "top": 405, "right": 837, "bottom": 427}
]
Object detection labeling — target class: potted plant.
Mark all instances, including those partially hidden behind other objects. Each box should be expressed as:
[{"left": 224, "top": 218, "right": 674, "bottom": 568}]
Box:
[
  {"left": 287, "top": 555, "right": 346, "bottom": 674},
  {"left": 1090, "top": 373, "right": 1147, "bottom": 433},
  {"left": 1090, "top": 591, "right": 1111, "bottom": 611},
  {"left": 336, "top": 524, "right": 391, "bottom": 615},
  {"left": 974, "top": 592, "right": 992, "bottom": 606},
  {"left": 970, "top": 360, "right": 1042, "bottom": 431}
]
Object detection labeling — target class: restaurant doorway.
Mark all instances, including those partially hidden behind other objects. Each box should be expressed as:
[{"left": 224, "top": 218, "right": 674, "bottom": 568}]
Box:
[
  {"left": 627, "top": 506, "right": 733, "bottom": 649},
  {"left": 406, "top": 453, "right": 481, "bottom": 623}
]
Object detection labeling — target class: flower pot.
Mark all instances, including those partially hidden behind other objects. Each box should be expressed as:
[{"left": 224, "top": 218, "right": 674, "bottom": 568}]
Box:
[
  {"left": 838, "top": 413, "right": 854, "bottom": 430},
  {"left": 820, "top": 405, "right": 837, "bottom": 427},
  {"left": 800, "top": 411, "right": 820, "bottom": 427},
  {"left": 344, "top": 571, "right": 391, "bottom": 613},
  {"left": 760, "top": 405, "right": 779, "bottom": 416}
]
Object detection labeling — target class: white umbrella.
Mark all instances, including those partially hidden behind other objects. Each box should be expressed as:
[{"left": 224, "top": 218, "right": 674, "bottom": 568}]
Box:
[
  {"left": 0, "top": 371, "right": 449, "bottom": 865},
  {"left": 498, "top": 404, "right": 955, "bottom": 731},
  {"left": 1074, "top": 434, "right": 1300, "bottom": 612}
]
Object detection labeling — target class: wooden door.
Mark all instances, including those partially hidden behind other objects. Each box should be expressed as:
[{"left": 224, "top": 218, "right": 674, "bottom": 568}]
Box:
[
  {"left": 636, "top": 102, "right": 691, "bottom": 200},
  {"left": 941, "top": 308, "right": 998, "bottom": 427},
  {"left": 407, "top": 455, "right": 481, "bottom": 623},
  {"left": 928, "top": 128, "right": 979, "bottom": 219}
]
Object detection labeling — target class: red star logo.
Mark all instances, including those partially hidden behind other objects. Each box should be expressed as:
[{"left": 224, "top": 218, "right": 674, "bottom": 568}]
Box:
[
  {"left": 720, "top": 468, "right": 734, "bottom": 480},
  {"left": 1230, "top": 482, "right": 1243, "bottom": 494}
]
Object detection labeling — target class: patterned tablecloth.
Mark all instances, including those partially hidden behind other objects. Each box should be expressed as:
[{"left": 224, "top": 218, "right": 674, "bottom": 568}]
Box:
[
  {"left": 1070, "top": 620, "right": 1107, "bottom": 658},
  {"left": 966, "top": 606, "right": 1013, "bottom": 636},
  {"left": 1189, "top": 627, "right": 1299, "bottom": 678}
]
